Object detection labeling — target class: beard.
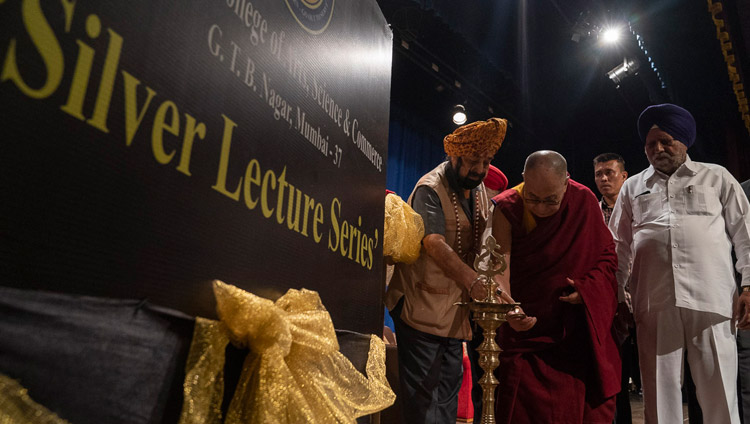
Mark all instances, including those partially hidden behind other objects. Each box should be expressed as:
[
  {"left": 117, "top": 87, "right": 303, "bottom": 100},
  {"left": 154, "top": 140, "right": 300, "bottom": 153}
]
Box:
[
  {"left": 459, "top": 175, "right": 483, "bottom": 190},
  {"left": 452, "top": 158, "right": 485, "bottom": 190},
  {"left": 651, "top": 152, "right": 685, "bottom": 174}
]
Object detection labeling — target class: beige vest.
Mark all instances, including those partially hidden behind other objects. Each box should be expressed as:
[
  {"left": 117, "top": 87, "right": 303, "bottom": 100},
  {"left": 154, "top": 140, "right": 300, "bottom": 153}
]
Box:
[{"left": 385, "top": 163, "right": 491, "bottom": 339}]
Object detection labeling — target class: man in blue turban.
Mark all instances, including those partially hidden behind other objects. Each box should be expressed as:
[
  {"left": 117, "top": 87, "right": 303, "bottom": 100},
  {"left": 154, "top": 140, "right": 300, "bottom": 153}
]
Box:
[{"left": 609, "top": 103, "right": 750, "bottom": 423}]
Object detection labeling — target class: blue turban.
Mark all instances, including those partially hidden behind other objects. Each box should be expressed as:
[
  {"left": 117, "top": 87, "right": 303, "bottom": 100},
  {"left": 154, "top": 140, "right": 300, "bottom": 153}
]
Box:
[{"left": 637, "top": 103, "right": 696, "bottom": 148}]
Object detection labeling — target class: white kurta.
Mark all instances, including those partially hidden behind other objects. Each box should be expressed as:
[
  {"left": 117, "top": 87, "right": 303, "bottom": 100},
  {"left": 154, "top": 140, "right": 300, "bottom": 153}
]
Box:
[
  {"left": 609, "top": 156, "right": 750, "bottom": 318},
  {"left": 609, "top": 156, "right": 750, "bottom": 423}
]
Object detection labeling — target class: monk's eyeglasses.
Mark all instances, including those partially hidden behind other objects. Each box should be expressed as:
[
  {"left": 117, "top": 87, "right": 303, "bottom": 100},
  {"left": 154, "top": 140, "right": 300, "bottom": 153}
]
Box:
[{"left": 523, "top": 197, "right": 561, "bottom": 206}]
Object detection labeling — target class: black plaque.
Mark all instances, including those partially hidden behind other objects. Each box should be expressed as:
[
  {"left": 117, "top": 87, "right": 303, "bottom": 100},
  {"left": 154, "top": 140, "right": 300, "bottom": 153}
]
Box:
[{"left": 0, "top": 0, "right": 392, "bottom": 335}]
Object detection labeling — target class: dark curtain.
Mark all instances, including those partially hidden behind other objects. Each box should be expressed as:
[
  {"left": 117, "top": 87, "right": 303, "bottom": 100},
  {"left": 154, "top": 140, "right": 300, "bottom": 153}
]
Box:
[
  {"left": 408, "top": 0, "right": 515, "bottom": 71},
  {"left": 386, "top": 106, "right": 447, "bottom": 197}
]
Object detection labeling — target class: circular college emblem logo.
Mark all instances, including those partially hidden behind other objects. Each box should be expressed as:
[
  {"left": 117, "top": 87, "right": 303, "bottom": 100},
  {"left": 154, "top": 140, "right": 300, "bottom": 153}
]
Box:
[{"left": 284, "top": 0, "right": 335, "bottom": 35}]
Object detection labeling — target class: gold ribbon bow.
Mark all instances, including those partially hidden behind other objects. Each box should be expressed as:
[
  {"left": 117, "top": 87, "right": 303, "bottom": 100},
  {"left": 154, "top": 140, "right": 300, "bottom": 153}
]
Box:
[
  {"left": 179, "top": 281, "right": 395, "bottom": 424},
  {"left": 0, "top": 374, "right": 71, "bottom": 424}
]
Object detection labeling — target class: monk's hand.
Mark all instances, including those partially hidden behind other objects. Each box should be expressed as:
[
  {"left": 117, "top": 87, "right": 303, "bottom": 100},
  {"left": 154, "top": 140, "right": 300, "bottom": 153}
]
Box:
[
  {"left": 506, "top": 306, "right": 536, "bottom": 332},
  {"left": 734, "top": 289, "right": 750, "bottom": 330},
  {"left": 559, "top": 278, "right": 583, "bottom": 305}
]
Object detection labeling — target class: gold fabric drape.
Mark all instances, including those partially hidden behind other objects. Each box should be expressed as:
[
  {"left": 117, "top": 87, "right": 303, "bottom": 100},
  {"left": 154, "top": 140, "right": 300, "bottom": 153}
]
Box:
[
  {"left": 179, "top": 280, "right": 395, "bottom": 424},
  {"left": 383, "top": 192, "right": 425, "bottom": 264},
  {"left": 0, "top": 374, "right": 70, "bottom": 424}
]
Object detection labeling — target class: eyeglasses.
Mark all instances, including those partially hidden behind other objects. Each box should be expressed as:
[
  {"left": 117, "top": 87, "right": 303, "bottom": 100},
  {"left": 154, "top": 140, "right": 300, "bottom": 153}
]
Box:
[{"left": 523, "top": 197, "right": 561, "bottom": 206}]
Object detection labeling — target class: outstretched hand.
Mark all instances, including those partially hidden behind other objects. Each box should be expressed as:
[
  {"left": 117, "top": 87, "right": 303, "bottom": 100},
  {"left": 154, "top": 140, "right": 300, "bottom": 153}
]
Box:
[
  {"left": 559, "top": 278, "right": 583, "bottom": 305},
  {"left": 507, "top": 312, "right": 536, "bottom": 331},
  {"left": 506, "top": 305, "right": 536, "bottom": 331}
]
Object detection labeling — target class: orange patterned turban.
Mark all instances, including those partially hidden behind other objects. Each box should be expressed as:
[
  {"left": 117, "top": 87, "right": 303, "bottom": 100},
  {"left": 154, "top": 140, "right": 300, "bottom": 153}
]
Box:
[{"left": 443, "top": 117, "right": 508, "bottom": 157}]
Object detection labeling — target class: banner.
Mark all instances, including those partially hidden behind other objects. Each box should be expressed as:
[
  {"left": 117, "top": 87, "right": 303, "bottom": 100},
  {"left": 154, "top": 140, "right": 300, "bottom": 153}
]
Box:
[{"left": 0, "top": 0, "right": 392, "bottom": 335}]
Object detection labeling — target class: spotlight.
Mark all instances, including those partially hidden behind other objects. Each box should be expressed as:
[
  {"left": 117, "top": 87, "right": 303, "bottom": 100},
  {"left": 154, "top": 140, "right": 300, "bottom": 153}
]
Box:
[
  {"left": 607, "top": 57, "right": 640, "bottom": 85},
  {"left": 601, "top": 26, "right": 622, "bottom": 44},
  {"left": 452, "top": 104, "right": 467, "bottom": 125}
]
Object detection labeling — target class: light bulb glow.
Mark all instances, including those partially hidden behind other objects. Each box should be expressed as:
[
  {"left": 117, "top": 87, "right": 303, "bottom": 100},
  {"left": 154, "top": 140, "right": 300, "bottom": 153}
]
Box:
[{"left": 602, "top": 27, "right": 621, "bottom": 44}]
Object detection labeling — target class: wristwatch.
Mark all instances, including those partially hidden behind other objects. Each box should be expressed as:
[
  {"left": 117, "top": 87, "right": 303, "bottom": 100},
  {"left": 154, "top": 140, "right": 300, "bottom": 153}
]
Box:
[{"left": 742, "top": 286, "right": 750, "bottom": 293}]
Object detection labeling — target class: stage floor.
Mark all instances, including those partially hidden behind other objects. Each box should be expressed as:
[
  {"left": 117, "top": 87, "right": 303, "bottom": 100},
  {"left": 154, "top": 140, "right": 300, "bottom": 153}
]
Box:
[
  {"left": 455, "top": 393, "right": 692, "bottom": 424},
  {"left": 629, "top": 393, "right": 691, "bottom": 424}
]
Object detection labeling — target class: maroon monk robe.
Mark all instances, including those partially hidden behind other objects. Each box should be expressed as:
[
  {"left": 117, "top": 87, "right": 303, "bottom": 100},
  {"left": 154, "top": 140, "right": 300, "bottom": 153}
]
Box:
[{"left": 491, "top": 179, "right": 620, "bottom": 424}]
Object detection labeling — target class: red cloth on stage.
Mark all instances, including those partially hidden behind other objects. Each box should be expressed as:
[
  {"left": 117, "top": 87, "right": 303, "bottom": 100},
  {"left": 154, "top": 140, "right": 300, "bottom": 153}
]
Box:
[
  {"left": 491, "top": 179, "right": 620, "bottom": 424},
  {"left": 456, "top": 345, "right": 474, "bottom": 421}
]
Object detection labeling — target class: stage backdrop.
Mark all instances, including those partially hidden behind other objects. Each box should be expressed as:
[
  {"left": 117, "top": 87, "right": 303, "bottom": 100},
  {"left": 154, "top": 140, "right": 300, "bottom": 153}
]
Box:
[{"left": 0, "top": 0, "right": 392, "bottom": 335}]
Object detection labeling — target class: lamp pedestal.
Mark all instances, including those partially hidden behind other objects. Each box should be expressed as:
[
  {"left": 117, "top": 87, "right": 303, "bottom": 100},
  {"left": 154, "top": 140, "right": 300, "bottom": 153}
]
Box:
[
  {"left": 465, "top": 235, "right": 521, "bottom": 424},
  {"left": 468, "top": 301, "right": 518, "bottom": 424}
]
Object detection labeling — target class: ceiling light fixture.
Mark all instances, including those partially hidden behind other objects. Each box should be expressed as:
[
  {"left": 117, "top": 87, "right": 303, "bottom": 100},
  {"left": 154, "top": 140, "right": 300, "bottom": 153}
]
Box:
[
  {"left": 607, "top": 57, "right": 640, "bottom": 86},
  {"left": 452, "top": 104, "right": 467, "bottom": 125}
]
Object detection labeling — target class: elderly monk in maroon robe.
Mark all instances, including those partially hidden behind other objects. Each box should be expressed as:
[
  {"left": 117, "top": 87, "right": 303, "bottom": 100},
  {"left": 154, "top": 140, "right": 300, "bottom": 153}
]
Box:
[{"left": 491, "top": 151, "right": 621, "bottom": 424}]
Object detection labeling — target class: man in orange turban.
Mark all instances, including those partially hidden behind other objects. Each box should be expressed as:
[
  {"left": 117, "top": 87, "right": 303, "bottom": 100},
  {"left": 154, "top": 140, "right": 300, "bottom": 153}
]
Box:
[{"left": 385, "top": 117, "right": 507, "bottom": 423}]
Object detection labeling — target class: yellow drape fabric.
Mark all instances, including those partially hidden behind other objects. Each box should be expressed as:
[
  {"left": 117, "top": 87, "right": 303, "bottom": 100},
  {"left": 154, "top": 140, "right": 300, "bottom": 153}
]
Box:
[
  {"left": 0, "top": 374, "right": 70, "bottom": 424},
  {"left": 384, "top": 192, "right": 425, "bottom": 264},
  {"left": 179, "top": 280, "right": 395, "bottom": 424}
]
